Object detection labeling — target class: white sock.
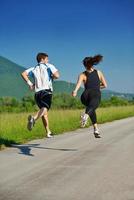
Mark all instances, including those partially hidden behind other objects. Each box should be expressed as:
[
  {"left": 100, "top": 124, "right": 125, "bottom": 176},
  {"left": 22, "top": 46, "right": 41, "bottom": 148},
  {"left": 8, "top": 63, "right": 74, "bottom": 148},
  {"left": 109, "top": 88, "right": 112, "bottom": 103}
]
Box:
[{"left": 47, "top": 131, "right": 52, "bottom": 135}]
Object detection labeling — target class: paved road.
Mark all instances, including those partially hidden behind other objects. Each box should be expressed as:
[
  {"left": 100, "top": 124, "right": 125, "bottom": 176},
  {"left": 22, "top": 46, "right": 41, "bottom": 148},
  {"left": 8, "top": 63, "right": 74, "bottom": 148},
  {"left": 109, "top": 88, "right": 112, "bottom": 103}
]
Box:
[{"left": 0, "top": 117, "right": 134, "bottom": 200}]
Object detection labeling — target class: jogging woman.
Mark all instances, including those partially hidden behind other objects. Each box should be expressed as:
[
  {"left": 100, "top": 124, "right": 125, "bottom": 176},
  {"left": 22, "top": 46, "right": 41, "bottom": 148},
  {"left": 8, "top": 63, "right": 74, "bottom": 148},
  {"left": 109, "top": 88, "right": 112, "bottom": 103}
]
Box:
[{"left": 72, "top": 54, "right": 107, "bottom": 138}]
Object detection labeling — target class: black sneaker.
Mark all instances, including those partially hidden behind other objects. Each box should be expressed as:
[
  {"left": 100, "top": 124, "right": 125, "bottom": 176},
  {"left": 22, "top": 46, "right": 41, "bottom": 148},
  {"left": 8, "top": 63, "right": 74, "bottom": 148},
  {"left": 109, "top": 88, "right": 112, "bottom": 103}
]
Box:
[{"left": 27, "top": 115, "right": 35, "bottom": 131}]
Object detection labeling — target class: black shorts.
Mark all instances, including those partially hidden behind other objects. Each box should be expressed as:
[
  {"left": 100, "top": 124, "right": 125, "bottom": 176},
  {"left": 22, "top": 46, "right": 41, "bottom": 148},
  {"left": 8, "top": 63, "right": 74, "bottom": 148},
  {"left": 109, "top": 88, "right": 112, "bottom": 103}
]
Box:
[{"left": 34, "top": 89, "right": 52, "bottom": 110}]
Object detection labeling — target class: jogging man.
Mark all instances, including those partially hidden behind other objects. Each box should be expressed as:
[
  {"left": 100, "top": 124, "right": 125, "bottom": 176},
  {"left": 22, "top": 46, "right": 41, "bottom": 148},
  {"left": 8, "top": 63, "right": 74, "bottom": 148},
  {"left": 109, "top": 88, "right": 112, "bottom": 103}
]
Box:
[{"left": 21, "top": 52, "right": 60, "bottom": 138}]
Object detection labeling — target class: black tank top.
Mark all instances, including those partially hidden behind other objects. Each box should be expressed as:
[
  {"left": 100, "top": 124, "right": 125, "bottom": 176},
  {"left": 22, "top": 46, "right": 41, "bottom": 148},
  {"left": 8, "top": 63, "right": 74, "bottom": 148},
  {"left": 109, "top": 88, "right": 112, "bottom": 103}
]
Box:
[{"left": 84, "top": 69, "right": 100, "bottom": 90}]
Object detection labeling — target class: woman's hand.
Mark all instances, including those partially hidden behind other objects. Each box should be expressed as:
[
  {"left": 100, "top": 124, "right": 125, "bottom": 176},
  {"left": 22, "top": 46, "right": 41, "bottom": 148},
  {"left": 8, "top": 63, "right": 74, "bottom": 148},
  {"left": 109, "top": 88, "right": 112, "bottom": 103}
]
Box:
[
  {"left": 72, "top": 91, "right": 77, "bottom": 97},
  {"left": 72, "top": 73, "right": 84, "bottom": 97},
  {"left": 98, "top": 71, "right": 107, "bottom": 89}
]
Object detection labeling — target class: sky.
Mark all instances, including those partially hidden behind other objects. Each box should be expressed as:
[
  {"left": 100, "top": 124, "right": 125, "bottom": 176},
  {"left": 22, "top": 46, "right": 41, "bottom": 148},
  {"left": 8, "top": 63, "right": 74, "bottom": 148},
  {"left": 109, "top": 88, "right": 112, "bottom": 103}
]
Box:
[{"left": 0, "top": 0, "right": 134, "bottom": 93}]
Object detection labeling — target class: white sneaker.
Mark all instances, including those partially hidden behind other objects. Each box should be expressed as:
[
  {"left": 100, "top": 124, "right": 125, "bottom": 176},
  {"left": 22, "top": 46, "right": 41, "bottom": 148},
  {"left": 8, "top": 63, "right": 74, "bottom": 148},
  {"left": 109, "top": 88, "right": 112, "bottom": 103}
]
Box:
[
  {"left": 47, "top": 132, "right": 54, "bottom": 138},
  {"left": 94, "top": 129, "right": 101, "bottom": 138},
  {"left": 80, "top": 113, "right": 89, "bottom": 128}
]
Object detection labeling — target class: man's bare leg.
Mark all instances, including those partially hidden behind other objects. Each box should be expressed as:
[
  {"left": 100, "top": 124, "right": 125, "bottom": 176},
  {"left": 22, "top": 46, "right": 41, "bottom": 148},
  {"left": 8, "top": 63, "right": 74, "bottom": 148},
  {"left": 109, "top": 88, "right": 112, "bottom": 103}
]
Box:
[
  {"left": 33, "top": 107, "right": 47, "bottom": 121},
  {"left": 27, "top": 107, "right": 48, "bottom": 131},
  {"left": 41, "top": 109, "right": 50, "bottom": 133},
  {"left": 27, "top": 107, "right": 53, "bottom": 138},
  {"left": 42, "top": 112, "right": 53, "bottom": 137}
]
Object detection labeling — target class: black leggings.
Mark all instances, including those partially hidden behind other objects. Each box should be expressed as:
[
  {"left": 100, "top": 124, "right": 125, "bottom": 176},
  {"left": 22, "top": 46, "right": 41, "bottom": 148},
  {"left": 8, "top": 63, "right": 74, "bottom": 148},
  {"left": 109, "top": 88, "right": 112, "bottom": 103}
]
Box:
[{"left": 81, "top": 89, "right": 101, "bottom": 125}]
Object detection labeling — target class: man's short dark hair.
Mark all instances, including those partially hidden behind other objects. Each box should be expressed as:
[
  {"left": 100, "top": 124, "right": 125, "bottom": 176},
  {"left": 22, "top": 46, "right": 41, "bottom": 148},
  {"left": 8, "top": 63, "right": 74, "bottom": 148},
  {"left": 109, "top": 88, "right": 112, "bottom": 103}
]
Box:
[{"left": 36, "top": 52, "right": 48, "bottom": 63}]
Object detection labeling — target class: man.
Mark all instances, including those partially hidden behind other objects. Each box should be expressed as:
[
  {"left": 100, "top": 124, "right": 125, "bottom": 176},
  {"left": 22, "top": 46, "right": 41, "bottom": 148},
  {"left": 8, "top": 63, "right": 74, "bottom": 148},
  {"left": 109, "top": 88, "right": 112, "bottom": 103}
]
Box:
[{"left": 21, "top": 52, "right": 60, "bottom": 138}]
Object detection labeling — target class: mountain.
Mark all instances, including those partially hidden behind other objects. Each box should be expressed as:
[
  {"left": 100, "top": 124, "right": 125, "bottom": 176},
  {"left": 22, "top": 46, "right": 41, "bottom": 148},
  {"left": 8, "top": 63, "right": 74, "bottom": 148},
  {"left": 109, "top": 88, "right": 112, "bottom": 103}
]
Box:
[
  {"left": 0, "top": 56, "right": 134, "bottom": 100},
  {"left": 101, "top": 89, "right": 134, "bottom": 100},
  {"left": 0, "top": 56, "right": 28, "bottom": 98},
  {"left": 53, "top": 81, "right": 83, "bottom": 96},
  {"left": 53, "top": 81, "right": 134, "bottom": 100}
]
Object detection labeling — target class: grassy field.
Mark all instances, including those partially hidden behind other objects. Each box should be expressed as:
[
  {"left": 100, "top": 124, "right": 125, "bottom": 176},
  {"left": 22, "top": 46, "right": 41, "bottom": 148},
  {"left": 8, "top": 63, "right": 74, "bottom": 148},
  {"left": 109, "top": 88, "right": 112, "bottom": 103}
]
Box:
[{"left": 0, "top": 105, "right": 134, "bottom": 149}]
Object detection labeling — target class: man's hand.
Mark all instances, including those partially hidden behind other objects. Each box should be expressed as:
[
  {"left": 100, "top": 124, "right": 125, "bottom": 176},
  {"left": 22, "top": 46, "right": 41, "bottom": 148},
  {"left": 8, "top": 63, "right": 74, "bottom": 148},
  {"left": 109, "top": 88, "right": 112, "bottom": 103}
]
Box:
[
  {"left": 29, "top": 84, "right": 35, "bottom": 91},
  {"left": 26, "top": 79, "right": 34, "bottom": 91},
  {"left": 21, "top": 71, "right": 35, "bottom": 91}
]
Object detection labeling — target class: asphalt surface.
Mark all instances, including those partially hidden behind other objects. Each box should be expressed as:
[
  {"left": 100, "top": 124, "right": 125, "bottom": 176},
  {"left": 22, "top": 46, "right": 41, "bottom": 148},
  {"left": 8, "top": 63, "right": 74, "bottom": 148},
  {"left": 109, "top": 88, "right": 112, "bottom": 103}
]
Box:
[{"left": 0, "top": 117, "right": 134, "bottom": 200}]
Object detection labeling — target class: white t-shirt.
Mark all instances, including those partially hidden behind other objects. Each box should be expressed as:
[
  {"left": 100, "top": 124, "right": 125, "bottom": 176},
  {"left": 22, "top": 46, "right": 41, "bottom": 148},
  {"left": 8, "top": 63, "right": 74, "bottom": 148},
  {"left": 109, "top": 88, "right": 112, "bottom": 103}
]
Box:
[{"left": 25, "top": 63, "right": 58, "bottom": 92}]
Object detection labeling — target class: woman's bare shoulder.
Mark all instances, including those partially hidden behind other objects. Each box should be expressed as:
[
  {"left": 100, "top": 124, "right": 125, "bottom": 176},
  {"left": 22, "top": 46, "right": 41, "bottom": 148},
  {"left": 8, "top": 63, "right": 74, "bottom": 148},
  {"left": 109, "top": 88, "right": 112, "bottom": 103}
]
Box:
[
  {"left": 95, "top": 69, "right": 103, "bottom": 79},
  {"left": 96, "top": 69, "right": 103, "bottom": 75},
  {"left": 79, "top": 72, "right": 86, "bottom": 77},
  {"left": 78, "top": 72, "right": 86, "bottom": 82}
]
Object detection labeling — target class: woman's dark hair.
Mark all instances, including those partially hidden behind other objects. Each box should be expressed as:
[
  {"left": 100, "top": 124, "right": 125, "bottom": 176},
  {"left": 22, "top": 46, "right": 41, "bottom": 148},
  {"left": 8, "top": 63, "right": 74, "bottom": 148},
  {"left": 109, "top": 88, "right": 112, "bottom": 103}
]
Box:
[
  {"left": 36, "top": 52, "right": 48, "bottom": 63},
  {"left": 83, "top": 54, "right": 103, "bottom": 69}
]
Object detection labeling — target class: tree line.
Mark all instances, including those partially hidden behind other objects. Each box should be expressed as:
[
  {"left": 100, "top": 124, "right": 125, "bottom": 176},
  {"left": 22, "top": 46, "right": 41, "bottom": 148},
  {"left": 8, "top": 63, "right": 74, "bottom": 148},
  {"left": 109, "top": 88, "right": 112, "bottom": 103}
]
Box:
[{"left": 0, "top": 94, "right": 134, "bottom": 113}]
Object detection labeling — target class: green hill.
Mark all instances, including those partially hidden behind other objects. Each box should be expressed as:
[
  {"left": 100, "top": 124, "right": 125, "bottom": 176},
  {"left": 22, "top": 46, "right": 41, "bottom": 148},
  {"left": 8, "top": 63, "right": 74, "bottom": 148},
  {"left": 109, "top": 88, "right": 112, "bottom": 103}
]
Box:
[
  {"left": 0, "top": 55, "right": 133, "bottom": 100},
  {"left": 0, "top": 56, "right": 28, "bottom": 98},
  {"left": 53, "top": 80, "right": 83, "bottom": 96}
]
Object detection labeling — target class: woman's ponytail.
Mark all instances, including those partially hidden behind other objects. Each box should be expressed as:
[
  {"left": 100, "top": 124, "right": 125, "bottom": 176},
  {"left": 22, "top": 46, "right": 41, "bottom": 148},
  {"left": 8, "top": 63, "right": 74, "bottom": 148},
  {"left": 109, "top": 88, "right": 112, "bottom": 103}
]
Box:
[{"left": 83, "top": 54, "right": 103, "bottom": 69}]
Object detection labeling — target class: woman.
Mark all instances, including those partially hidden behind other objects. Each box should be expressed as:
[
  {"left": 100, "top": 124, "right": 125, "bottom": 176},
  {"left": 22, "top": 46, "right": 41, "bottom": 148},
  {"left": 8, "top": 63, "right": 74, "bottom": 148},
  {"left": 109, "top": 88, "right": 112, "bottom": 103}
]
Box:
[{"left": 72, "top": 54, "right": 107, "bottom": 138}]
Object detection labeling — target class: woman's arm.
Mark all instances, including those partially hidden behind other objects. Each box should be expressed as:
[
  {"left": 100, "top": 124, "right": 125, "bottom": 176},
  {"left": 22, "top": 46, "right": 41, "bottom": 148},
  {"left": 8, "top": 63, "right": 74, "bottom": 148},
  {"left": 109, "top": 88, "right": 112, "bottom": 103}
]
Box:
[
  {"left": 72, "top": 73, "right": 84, "bottom": 97},
  {"left": 98, "top": 71, "right": 107, "bottom": 89}
]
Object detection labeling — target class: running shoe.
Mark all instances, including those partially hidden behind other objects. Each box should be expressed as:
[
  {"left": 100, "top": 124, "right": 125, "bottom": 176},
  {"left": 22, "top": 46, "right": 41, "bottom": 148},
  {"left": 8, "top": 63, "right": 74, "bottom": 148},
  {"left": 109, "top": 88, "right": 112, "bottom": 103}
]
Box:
[
  {"left": 80, "top": 113, "right": 89, "bottom": 128},
  {"left": 47, "top": 132, "right": 54, "bottom": 138},
  {"left": 94, "top": 129, "right": 101, "bottom": 138},
  {"left": 27, "top": 115, "right": 35, "bottom": 131}
]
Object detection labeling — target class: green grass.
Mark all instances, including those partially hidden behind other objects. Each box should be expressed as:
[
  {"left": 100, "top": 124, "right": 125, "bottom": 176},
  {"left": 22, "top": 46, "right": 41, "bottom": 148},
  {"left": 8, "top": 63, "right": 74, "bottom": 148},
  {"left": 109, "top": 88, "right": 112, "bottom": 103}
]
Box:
[{"left": 0, "top": 106, "right": 134, "bottom": 150}]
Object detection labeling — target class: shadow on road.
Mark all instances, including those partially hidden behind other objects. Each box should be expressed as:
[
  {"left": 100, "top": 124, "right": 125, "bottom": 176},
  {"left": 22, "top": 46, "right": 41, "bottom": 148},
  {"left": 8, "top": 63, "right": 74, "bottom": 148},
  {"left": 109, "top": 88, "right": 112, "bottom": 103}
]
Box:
[{"left": 11, "top": 143, "right": 78, "bottom": 156}]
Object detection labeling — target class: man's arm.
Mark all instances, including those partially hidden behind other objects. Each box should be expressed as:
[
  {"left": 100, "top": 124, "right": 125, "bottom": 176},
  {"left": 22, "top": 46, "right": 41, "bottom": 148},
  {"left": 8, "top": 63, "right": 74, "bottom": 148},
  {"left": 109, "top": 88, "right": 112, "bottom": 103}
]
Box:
[
  {"left": 49, "top": 64, "right": 60, "bottom": 79},
  {"left": 21, "top": 71, "right": 34, "bottom": 91},
  {"left": 52, "top": 70, "right": 60, "bottom": 79}
]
